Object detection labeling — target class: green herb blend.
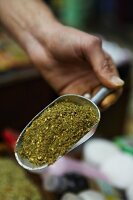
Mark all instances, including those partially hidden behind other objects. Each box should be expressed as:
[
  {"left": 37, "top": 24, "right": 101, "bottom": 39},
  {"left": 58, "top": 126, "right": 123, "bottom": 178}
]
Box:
[
  {"left": 0, "top": 158, "right": 42, "bottom": 200},
  {"left": 18, "top": 101, "right": 99, "bottom": 166}
]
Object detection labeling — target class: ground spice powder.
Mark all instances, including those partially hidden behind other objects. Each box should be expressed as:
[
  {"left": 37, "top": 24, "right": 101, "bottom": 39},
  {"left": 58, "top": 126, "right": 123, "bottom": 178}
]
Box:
[{"left": 18, "top": 101, "right": 98, "bottom": 166}]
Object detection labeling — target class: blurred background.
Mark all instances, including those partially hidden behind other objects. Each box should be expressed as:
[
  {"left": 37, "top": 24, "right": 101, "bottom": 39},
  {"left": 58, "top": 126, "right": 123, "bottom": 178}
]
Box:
[{"left": 0, "top": 0, "right": 133, "bottom": 200}]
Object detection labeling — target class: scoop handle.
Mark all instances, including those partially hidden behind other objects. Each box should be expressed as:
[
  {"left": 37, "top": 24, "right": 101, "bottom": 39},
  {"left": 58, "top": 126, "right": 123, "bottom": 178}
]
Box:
[{"left": 91, "top": 87, "right": 112, "bottom": 105}]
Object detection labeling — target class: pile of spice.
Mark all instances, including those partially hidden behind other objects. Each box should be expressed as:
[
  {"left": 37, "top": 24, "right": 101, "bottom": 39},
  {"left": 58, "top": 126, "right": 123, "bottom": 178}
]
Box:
[
  {"left": 0, "top": 158, "right": 42, "bottom": 200},
  {"left": 18, "top": 101, "right": 98, "bottom": 166}
]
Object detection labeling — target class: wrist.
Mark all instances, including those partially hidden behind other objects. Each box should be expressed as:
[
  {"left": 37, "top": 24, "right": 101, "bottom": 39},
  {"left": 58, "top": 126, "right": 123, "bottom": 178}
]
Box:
[{"left": 0, "top": 0, "right": 63, "bottom": 48}]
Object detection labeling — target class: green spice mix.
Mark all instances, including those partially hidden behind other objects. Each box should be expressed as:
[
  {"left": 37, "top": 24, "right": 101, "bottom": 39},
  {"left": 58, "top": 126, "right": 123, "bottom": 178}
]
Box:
[
  {"left": 18, "top": 101, "right": 98, "bottom": 166},
  {"left": 0, "top": 158, "right": 42, "bottom": 200}
]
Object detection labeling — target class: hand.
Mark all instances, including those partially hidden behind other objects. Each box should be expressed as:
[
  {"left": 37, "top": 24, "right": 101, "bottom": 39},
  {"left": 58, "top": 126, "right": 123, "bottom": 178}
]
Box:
[{"left": 0, "top": 0, "right": 124, "bottom": 109}]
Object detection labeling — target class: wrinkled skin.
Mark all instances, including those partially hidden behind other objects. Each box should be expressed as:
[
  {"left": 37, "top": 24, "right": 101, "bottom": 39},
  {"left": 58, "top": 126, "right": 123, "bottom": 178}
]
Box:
[{"left": 0, "top": 0, "right": 124, "bottom": 109}]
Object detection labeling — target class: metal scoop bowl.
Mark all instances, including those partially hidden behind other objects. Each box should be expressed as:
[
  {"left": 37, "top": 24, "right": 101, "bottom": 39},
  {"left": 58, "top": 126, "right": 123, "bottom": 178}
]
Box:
[{"left": 15, "top": 87, "right": 111, "bottom": 172}]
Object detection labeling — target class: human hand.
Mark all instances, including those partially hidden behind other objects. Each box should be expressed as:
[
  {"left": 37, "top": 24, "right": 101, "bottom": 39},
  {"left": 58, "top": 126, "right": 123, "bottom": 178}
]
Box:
[{"left": 0, "top": 0, "right": 124, "bottom": 109}]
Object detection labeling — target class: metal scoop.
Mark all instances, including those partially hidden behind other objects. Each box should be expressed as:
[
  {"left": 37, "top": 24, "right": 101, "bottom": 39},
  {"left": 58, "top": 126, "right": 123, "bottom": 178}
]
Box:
[{"left": 15, "top": 87, "right": 111, "bottom": 172}]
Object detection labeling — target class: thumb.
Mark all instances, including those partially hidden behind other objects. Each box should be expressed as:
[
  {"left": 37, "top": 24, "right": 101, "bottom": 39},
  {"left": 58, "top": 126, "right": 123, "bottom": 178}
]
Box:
[{"left": 85, "top": 37, "right": 124, "bottom": 88}]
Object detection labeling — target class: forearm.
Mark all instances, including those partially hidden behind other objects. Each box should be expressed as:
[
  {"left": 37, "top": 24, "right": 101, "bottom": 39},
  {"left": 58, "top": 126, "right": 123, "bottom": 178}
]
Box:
[{"left": 0, "top": 0, "right": 60, "bottom": 49}]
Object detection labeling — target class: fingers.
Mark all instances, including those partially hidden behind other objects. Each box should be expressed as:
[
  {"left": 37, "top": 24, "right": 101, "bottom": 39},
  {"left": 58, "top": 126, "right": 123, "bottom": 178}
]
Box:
[
  {"left": 85, "top": 37, "right": 124, "bottom": 108},
  {"left": 92, "top": 86, "right": 122, "bottom": 110},
  {"left": 84, "top": 36, "right": 124, "bottom": 89},
  {"left": 59, "top": 72, "right": 99, "bottom": 95},
  {"left": 100, "top": 88, "right": 122, "bottom": 110}
]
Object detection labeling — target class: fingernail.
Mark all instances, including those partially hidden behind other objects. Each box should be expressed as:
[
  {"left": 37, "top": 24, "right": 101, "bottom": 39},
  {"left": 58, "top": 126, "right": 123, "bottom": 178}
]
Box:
[{"left": 111, "top": 76, "right": 124, "bottom": 86}]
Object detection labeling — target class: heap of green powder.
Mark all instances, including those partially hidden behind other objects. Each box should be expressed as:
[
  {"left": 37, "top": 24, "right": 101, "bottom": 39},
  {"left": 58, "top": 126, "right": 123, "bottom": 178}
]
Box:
[
  {"left": 18, "top": 101, "right": 99, "bottom": 166},
  {"left": 0, "top": 158, "right": 42, "bottom": 200}
]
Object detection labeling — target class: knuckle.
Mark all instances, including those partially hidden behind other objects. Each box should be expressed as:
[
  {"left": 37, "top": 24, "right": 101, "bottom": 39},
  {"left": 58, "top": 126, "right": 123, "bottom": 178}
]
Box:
[
  {"left": 91, "top": 36, "right": 102, "bottom": 47},
  {"left": 102, "top": 56, "right": 115, "bottom": 73},
  {"left": 85, "top": 36, "right": 102, "bottom": 55}
]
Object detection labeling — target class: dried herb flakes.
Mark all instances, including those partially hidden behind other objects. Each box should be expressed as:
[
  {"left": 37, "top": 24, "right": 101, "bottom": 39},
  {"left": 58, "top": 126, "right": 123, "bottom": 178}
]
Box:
[{"left": 18, "top": 101, "right": 98, "bottom": 166}]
